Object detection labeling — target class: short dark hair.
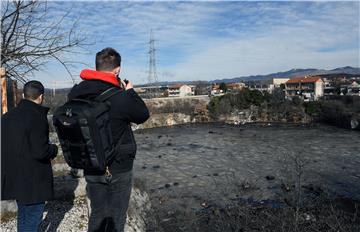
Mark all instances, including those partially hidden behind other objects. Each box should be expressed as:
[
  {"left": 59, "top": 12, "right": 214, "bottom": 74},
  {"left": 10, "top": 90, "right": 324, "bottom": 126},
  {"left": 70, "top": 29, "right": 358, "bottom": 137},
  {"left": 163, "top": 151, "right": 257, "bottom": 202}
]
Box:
[
  {"left": 23, "top": 80, "right": 44, "bottom": 100},
  {"left": 95, "top": 47, "right": 121, "bottom": 71}
]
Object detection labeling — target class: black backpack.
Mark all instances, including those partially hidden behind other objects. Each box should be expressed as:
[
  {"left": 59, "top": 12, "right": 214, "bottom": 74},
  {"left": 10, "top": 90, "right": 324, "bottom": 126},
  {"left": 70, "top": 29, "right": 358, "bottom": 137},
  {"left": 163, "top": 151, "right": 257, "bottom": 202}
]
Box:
[{"left": 53, "top": 87, "right": 120, "bottom": 172}]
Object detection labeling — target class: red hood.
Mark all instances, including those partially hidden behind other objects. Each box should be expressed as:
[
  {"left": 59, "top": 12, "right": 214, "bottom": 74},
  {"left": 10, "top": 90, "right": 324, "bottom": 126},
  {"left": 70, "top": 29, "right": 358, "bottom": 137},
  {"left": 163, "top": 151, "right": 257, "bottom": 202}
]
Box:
[{"left": 80, "top": 69, "right": 120, "bottom": 87}]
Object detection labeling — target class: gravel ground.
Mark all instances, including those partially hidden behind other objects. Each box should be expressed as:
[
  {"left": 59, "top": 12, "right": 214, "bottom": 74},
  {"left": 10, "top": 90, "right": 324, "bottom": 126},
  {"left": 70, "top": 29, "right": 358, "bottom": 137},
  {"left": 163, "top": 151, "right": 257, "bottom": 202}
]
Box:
[
  {"left": 1, "top": 187, "right": 149, "bottom": 232},
  {"left": 1, "top": 197, "right": 88, "bottom": 232}
]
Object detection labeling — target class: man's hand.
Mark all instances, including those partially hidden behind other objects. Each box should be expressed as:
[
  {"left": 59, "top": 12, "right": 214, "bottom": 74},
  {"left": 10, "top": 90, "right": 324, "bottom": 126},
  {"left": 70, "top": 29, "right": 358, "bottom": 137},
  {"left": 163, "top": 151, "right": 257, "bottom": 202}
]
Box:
[{"left": 121, "top": 79, "right": 133, "bottom": 90}]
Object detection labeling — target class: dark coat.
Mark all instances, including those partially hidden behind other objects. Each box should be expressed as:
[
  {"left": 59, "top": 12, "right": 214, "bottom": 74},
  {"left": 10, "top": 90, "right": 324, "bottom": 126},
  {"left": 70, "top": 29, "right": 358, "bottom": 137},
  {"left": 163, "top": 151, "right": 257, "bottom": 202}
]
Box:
[
  {"left": 68, "top": 79, "right": 150, "bottom": 175},
  {"left": 1, "top": 99, "right": 58, "bottom": 204}
]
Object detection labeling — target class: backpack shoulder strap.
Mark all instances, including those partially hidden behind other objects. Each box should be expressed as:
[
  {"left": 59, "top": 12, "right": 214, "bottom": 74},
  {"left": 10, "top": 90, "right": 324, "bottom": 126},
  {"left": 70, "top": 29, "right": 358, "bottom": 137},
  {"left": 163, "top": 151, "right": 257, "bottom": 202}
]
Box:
[{"left": 95, "top": 87, "right": 122, "bottom": 102}]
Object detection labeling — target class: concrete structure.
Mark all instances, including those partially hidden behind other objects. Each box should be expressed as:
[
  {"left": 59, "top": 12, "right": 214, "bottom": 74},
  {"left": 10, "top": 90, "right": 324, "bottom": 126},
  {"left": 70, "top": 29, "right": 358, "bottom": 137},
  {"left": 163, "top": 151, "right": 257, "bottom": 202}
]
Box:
[{"left": 285, "top": 76, "right": 324, "bottom": 101}]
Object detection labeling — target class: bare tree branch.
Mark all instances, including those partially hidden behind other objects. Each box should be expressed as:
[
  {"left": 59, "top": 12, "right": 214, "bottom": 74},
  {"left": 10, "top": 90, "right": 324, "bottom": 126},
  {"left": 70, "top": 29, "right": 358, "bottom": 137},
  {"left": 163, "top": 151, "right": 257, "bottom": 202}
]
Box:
[{"left": 1, "top": 0, "right": 88, "bottom": 82}]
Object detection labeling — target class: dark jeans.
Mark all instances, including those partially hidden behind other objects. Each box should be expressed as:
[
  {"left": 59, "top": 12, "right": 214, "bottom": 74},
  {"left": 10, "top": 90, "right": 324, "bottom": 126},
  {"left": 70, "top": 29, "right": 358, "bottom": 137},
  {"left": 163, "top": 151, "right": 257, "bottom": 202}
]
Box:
[
  {"left": 85, "top": 170, "right": 133, "bottom": 232},
  {"left": 17, "top": 201, "right": 45, "bottom": 232}
]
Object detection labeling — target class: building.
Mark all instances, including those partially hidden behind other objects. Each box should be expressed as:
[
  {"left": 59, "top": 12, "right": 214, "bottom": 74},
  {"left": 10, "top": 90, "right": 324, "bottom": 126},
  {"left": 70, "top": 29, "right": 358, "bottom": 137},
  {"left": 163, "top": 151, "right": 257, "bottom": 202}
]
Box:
[
  {"left": 285, "top": 76, "right": 324, "bottom": 101},
  {"left": 315, "top": 74, "right": 360, "bottom": 96},
  {"left": 210, "top": 84, "right": 224, "bottom": 96},
  {"left": 322, "top": 78, "right": 337, "bottom": 95},
  {"left": 167, "top": 84, "right": 181, "bottom": 97},
  {"left": 168, "top": 84, "right": 195, "bottom": 97},
  {"left": 226, "top": 82, "right": 245, "bottom": 92},
  {"left": 179, "top": 84, "right": 195, "bottom": 97},
  {"left": 272, "top": 78, "right": 289, "bottom": 88},
  {"left": 245, "top": 80, "right": 273, "bottom": 92},
  {"left": 135, "top": 86, "right": 168, "bottom": 99},
  {"left": 267, "top": 78, "right": 290, "bottom": 93},
  {"left": 346, "top": 81, "right": 360, "bottom": 96}
]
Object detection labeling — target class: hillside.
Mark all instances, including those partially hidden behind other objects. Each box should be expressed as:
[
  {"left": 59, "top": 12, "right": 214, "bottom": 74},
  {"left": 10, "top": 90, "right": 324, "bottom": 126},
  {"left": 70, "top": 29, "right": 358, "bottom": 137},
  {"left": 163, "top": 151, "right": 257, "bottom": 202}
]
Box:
[{"left": 212, "top": 66, "right": 360, "bottom": 83}]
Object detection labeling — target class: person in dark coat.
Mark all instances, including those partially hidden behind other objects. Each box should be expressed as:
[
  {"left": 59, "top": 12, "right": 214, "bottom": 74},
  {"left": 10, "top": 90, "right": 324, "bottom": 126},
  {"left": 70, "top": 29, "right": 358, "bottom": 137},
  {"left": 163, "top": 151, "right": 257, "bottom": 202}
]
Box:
[
  {"left": 1, "top": 80, "right": 58, "bottom": 231},
  {"left": 67, "top": 47, "right": 149, "bottom": 232}
]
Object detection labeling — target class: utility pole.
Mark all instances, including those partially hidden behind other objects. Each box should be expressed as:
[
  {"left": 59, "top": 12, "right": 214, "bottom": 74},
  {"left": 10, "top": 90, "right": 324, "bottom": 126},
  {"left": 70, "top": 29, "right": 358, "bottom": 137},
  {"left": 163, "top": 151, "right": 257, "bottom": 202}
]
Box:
[
  {"left": 1, "top": 67, "right": 18, "bottom": 114},
  {"left": 52, "top": 81, "right": 56, "bottom": 98},
  {"left": 148, "top": 29, "right": 158, "bottom": 84},
  {"left": 1, "top": 67, "right": 8, "bottom": 114}
]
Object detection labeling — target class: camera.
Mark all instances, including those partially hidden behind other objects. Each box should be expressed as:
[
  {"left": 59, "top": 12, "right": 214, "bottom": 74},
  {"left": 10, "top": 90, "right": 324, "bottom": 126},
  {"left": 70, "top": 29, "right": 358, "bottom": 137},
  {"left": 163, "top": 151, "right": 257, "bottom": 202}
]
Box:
[{"left": 120, "top": 78, "right": 129, "bottom": 89}]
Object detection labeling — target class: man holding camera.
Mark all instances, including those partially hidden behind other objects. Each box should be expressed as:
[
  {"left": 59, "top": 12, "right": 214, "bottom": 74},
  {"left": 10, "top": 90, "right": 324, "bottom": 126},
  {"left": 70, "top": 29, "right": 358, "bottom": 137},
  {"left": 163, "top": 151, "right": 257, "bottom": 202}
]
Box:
[{"left": 67, "top": 47, "right": 149, "bottom": 232}]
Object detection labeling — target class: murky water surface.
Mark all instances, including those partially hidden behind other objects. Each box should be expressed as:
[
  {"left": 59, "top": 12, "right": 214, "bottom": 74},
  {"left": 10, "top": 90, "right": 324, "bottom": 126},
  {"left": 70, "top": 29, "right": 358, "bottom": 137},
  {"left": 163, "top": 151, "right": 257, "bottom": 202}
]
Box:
[{"left": 134, "top": 123, "right": 360, "bottom": 205}]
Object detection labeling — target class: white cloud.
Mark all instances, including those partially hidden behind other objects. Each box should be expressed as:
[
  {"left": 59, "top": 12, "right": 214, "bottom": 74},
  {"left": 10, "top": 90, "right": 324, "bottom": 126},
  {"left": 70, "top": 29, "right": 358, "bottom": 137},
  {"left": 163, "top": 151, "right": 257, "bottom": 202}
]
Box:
[
  {"left": 32, "top": 1, "right": 359, "bottom": 86},
  {"left": 166, "top": 37, "right": 358, "bottom": 82},
  {"left": 164, "top": 23, "right": 359, "bottom": 81}
]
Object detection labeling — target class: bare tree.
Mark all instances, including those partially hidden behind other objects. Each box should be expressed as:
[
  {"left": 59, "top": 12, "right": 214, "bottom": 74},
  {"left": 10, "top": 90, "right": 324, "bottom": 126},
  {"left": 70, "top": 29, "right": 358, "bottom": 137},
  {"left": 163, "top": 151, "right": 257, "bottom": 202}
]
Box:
[{"left": 1, "top": 0, "right": 87, "bottom": 83}]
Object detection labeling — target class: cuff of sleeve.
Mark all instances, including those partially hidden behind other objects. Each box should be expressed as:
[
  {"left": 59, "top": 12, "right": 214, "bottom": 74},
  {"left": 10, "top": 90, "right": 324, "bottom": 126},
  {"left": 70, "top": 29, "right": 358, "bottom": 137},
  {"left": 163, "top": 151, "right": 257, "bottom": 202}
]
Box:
[
  {"left": 51, "top": 144, "right": 58, "bottom": 159},
  {"left": 125, "top": 88, "right": 136, "bottom": 96}
]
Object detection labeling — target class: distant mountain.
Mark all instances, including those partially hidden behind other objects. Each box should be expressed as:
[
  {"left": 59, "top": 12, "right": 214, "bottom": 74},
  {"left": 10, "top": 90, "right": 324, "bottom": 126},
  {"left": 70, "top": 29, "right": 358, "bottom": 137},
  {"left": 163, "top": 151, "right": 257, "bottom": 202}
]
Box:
[
  {"left": 49, "top": 66, "right": 359, "bottom": 88},
  {"left": 136, "top": 80, "right": 195, "bottom": 87},
  {"left": 325, "top": 66, "right": 360, "bottom": 75},
  {"left": 212, "top": 66, "right": 360, "bottom": 83}
]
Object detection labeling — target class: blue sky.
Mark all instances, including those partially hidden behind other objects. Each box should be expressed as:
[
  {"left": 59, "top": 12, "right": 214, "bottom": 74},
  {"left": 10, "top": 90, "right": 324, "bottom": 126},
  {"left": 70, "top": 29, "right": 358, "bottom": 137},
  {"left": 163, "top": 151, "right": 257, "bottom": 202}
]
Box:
[{"left": 33, "top": 1, "right": 359, "bottom": 87}]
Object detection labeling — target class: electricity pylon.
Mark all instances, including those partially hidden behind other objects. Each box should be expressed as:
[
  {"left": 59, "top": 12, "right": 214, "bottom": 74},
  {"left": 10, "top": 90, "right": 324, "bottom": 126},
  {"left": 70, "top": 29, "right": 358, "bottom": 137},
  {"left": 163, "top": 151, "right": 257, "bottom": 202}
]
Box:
[{"left": 148, "top": 29, "right": 158, "bottom": 84}]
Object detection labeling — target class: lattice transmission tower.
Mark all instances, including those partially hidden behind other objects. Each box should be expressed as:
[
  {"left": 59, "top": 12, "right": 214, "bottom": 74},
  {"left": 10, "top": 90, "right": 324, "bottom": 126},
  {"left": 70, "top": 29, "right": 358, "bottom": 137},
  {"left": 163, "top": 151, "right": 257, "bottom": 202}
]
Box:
[{"left": 148, "top": 29, "right": 158, "bottom": 84}]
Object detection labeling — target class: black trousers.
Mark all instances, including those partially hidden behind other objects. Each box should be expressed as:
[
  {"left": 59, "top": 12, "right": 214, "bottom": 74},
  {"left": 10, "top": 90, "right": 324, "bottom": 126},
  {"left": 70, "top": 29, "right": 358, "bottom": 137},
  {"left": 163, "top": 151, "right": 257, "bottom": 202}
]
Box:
[{"left": 85, "top": 170, "right": 133, "bottom": 232}]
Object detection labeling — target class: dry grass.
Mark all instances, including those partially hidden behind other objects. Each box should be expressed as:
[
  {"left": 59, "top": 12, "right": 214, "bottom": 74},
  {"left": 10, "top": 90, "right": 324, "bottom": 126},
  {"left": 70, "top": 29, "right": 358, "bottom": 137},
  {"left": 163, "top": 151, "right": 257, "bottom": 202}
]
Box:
[{"left": 145, "top": 193, "right": 359, "bottom": 232}]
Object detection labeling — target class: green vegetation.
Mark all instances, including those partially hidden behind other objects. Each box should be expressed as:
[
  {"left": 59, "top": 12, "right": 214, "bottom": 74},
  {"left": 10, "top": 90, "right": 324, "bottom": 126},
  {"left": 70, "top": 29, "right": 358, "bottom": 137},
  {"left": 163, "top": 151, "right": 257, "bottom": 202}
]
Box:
[
  {"left": 303, "top": 96, "right": 360, "bottom": 129},
  {"left": 208, "top": 88, "right": 360, "bottom": 129},
  {"left": 303, "top": 101, "right": 321, "bottom": 116},
  {"left": 208, "top": 89, "right": 266, "bottom": 118},
  {"left": 317, "top": 97, "right": 360, "bottom": 129},
  {"left": 207, "top": 88, "right": 302, "bottom": 121},
  {"left": 219, "top": 82, "right": 228, "bottom": 93}
]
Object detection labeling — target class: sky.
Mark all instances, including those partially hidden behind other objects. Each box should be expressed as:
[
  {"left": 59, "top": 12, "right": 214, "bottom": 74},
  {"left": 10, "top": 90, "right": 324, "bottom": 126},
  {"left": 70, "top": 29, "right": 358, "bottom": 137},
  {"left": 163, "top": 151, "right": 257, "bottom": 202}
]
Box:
[{"left": 31, "top": 0, "right": 359, "bottom": 88}]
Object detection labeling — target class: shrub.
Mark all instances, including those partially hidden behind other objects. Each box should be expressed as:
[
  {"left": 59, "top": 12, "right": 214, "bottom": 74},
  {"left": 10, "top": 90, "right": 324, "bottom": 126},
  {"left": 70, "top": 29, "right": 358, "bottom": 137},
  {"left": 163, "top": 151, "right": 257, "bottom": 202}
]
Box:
[
  {"left": 292, "top": 96, "right": 303, "bottom": 106},
  {"left": 207, "top": 95, "right": 222, "bottom": 119},
  {"left": 303, "top": 101, "right": 321, "bottom": 116},
  {"left": 207, "top": 89, "right": 266, "bottom": 119},
  {"left": 319, "top": 100, "right": 352, "bottom": 128},
  {"left": 266, "top": 88, "right": 285, "bottom": 106}
]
